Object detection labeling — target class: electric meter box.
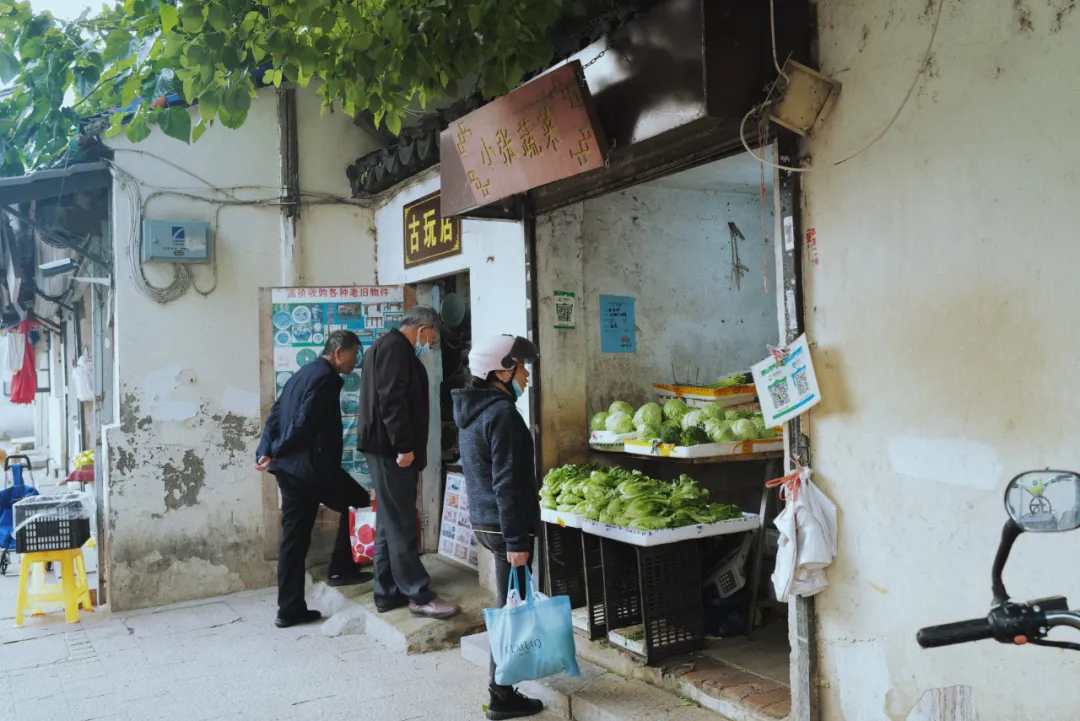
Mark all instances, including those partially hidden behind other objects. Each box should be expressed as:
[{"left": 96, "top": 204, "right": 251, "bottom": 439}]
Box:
[{"left": 141, "top": 220, "right": 213, "bottom": 264}]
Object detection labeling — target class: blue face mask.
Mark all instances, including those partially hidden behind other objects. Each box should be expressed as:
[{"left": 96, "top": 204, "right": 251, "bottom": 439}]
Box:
[
  {"left": 414, "top": 329, "right": 431, "bottom": 358},
  {"left": 512, "top": 380, "right": 524, "bottom": 399}
]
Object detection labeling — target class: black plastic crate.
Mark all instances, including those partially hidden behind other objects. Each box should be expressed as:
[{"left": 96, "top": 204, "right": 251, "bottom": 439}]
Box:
[
  {"left": 601, "top": 537, "right": 705, "bottom": 664},
  {"left": 600, "top": 538, "right": 642, "bottom": 629},
  {"left": 582, "top": 533, "right": 607, "bottom": 640},
  {"left": 13, "top": 496, "right": 92, "bottom": 553},
  {"left": 542, "top": 523, "right": 586, "bottom": 608}
]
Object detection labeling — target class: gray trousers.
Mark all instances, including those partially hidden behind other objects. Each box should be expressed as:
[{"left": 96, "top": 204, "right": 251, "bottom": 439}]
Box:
[{"left": 365, "top": 452, "right": 435, "bottom": 606}]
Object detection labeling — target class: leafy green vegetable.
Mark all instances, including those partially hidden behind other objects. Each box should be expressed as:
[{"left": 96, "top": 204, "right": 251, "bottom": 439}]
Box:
[
  {"left": 606, "top": 411, "right": 634, "bottom": 434},
  {"left": 681, "top": 409, "right": 708, "bottom": 430},
  {"left": 711, "top": 425, "right": 736, "bottom": 443},
  {"left": 590, "top": 412, "right": 610, "bottom": 432},
  {"left": 663, "top": 399, "right": 689, "bottom": 422},
  {"left": 702, "top": 405, "right": 726, "bottom": 421},
  {"left": 726, "top": 409, "right": 754, "bottom": 421},
  {"left": 731, "top": 419, "right": 758, "bottom": 441},
  {"left": 609, "top": 401, "right": 634, "bottom": 417},
  {"left": 633, "top": 402, "right": 664, "bottom": 427},
  {"left": 637, "top": 422, "right": 662, "bottom": 441},
  {"left": 660, "top": 425, "right": 682, "bottom": 444},
  {"left": 681, "top": 426, "right": 710, "bottom": 447}
]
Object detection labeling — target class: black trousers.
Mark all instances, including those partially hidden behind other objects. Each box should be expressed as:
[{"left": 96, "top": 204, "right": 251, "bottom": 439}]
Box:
[
  {"left": 476, "top": 532, "right": 533, "bottom": 690},
  {"left": 276, "top": 469, "right": 370, "bottom": 616},
  {"left": 365, "top": 452, "right": 435, "bottom": 606}
]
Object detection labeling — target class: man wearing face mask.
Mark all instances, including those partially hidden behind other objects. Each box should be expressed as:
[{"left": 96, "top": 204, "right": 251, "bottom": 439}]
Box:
[
  {"left": 452, "top": 334, "right": 544, "bottom": 719},
  {"left": 357, "top": 305, "right": 460, "bottom": 620}
]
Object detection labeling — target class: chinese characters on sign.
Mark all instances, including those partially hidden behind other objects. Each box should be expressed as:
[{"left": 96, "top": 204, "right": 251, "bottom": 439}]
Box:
[
  {"left": 403, "top": 191, "right": 462, "bottom": 268},
  {"left": 751, "top": 334, "right": 821, "bottom": 428},
  {"left": 440, "top": 61, "right": 608, "bottom": 216},
  {"left": 270, "top": 286, "right": 405, "bottom": 490},
  {"left": 599, "top": 295, "right": 636, "bottom": 353}
]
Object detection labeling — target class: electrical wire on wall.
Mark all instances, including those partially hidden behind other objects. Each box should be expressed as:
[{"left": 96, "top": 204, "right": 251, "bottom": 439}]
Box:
[
  {"left": 114, "top": 165, "right": 192, "bottom": 304},
  {"left": 745, "top": 0, "right": 947, "bottom": 173},
  {"left": 109, "top": 147, "right": 371, "bottom": 305}
]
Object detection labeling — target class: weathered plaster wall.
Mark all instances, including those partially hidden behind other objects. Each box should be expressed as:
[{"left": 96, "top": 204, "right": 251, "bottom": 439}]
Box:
[
  {"left": 105, "top": 87, "right": 378, "bottom": 610},
  {"left": 806, "top": 1, "right": 1080, "bottom": 719},
  {"left": 580, "top": 184, "right": 776, "bottom": 413}
]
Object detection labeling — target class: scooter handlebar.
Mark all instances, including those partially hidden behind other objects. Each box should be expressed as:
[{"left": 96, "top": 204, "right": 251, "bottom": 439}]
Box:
[{"left": 916, "top": 617, "right": 993, "bottom": 648}]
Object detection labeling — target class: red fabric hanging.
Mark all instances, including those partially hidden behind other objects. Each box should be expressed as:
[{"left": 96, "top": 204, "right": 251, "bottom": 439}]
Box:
[{"left": 9, "top": 321, "right": 37, "bottom": 405}]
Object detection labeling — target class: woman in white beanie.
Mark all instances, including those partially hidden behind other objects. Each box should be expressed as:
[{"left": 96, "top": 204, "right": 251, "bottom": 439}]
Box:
[{"left": 451, "top": 334, "right": 543, "bottom": 720}]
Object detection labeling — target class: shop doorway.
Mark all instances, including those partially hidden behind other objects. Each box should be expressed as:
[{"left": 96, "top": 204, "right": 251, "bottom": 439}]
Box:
[{"left": 534, "top": 145, "right": 793, "bottom": 711}]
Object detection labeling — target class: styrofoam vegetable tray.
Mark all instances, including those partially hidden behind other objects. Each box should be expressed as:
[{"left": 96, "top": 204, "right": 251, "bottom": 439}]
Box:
[
  {"left": 654, "top": 383, "right": 757, "bottom": 409},
  {"left": 589, "top": 431, "right": 636, "bottom": 444},
  {"left": 622, "top": 437, "right": 783, "bottom": 459},
  {"left": 581, "top": 513, "right": 759, "bottom": 547},
  {"left": 541, "top": 507, "right": 584, "bottom": 529}
]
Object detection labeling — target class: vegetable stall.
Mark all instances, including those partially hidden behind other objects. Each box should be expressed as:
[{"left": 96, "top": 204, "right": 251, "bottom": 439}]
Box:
[{"left": 540, "top": 374, "right": 783, "bottom": 664}]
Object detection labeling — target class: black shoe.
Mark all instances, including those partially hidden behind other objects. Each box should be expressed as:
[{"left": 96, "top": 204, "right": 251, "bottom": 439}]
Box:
[
  {"left": 327, "top": 568, "right": 374, "bottom": 588},
  {"left": 275, "top": 609, "right": 322, "bottom": 628},
  {"left": 486, "top": 686, "right": 544, "bottom": 720},
  {"left": 375, "top": 593, "right": 409, "bottom": 613}
]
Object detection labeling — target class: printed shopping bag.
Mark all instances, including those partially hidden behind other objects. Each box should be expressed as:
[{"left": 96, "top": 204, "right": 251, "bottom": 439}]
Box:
[
  {"left": 349, "top": 497, "right": 422, "bottom": 564},
  {"left": 350, "top": 507, "right": 377, "bottom": 564},
  {"left": 484, "top": 567, "right": 580, "bottom": 686}
]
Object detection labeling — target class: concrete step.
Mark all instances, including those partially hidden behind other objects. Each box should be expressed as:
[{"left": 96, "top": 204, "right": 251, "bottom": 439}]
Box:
[
  {"left": 461, "top": 632, "right": 734, "bottom": 721},
  {"left": 307, "top": 554, "right": 492, "bottom": 654}
]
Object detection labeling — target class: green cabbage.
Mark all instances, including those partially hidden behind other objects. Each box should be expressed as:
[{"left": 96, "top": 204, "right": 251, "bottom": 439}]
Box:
[
  {"left": 758, "top": 426, "right": 778, "bottom": 439},
  {"left": 663, "top": 398, "right": 689, "bottom": 422},
  {"left": 751, "top": 416, "right": 767, "bottom": 431},
  {"left": 731, "top": 419, "right": 758, "bottom": 441},
  {"left": 681, "top": 409, "right": 708, "bottom": 430},
  {"left": 590, "top": 412, "right": 610, "bottom": 431},
  {"left": 725, "top": 409, "right": 754, "bottom": 421},
  {"left": 605, "top": 411, "right": 634, "bottom": 434},
  {"left": 629, "top": 516, "right": 671, "bottom": 531},
  {"left": 633, "top": 402, "right": 664, "bottom": 427},
  {"left": 702, "top": 405, "right": 726, "bottom": 421},
  {"left": 711, "top": 425, "right": 736, "bottom": 443},
  {"left": 608, "top": 400, "right": 634, "bottom": 417},
  {"left": 637, "top": 422, "right": 662, "bottom": 441}
]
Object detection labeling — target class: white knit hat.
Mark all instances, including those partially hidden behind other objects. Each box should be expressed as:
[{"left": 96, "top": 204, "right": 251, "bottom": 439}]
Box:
[{"left": 468, "top": 335, "right": 538, "bottom": 378}]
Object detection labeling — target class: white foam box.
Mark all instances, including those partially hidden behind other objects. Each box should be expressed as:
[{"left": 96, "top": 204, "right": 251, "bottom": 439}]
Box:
[
  {"left": 622, "top": 437, "right": 783, "bottom": 460},
  {"left": 541, "top": 508, "right": 584, "bottom": 529},
  {"left": 581, "top": 514, "right": 759, "bottom": 547}
]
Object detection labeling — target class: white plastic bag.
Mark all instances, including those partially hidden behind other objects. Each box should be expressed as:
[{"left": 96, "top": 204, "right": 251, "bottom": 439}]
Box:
[
  {"left": 771, "top": 466, "right": 837, "bottom": 602},
  {"left": 71, "top": 353, "right": 95, "bottom": 402}
]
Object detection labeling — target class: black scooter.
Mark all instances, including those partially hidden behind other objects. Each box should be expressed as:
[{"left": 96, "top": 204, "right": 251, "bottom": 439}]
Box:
[{"left": 917, "top": 470, "right": 1080, "bottom": 651}]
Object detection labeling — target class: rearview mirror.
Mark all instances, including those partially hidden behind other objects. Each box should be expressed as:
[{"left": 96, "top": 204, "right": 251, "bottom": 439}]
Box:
[{"left": 1005, "top": 471, "right": 1080, "bottom": 533}]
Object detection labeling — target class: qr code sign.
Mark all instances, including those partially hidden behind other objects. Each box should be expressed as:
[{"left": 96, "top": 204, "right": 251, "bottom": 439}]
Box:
[
  {"left": 768, "top": 379, "right": 791, "bottom": 409},
  {"left": 556, "top": 303, "right": 573, "bottom": 324},
  {"left": 793, "top": 368, "right": 809, "bottom": 397}
]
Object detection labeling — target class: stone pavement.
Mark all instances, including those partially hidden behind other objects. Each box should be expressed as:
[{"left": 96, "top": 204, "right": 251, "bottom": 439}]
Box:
[{"left": 0, "top": 574, "right": 564, "bottom": 721}]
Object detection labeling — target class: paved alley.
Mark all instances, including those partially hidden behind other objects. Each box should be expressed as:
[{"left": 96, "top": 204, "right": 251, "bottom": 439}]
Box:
[{"left": 0, "top": 576, "right": 562, "bottom": 721}]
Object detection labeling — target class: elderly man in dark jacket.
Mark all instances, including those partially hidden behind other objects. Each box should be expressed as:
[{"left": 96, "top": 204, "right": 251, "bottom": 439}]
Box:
[
  {"left": 257, "top": 330, "right": 371, "bottom": 628},
  {"left": 357, "top": 305, "right": 460, "bottom": 620}
]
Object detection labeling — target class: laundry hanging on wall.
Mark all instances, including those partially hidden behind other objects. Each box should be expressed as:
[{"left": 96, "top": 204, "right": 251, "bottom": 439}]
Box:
[
  {"left": 9, "top": 320, "right": 37, "bottom": 405},
  {"left": 0, "top": 325, "right": 25, "bottom": 379}
]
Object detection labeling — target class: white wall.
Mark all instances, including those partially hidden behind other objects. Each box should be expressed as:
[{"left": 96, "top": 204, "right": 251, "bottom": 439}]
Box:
[
  {"left": 104, "top": 87, "right": 379, "bottom": 610},
  {"left": 373, "top": 170, "right": 530, "bottom": 552},
  {"left": 580, "top": 183, "right": 776, "bottom": 413},
  {"left": 806, "top": 1, "right": 1080, "bottom": 719}
]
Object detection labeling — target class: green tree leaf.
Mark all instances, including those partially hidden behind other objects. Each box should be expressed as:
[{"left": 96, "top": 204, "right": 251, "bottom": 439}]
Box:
[
  {"left": 207, "top": 4, "right": 231, "bottom": 32},
  {"left": 159, "top": 4, "right": 178, "bottom": 34},
  {"left": 124, "top": 114, "right": 151, "bottom": 142},
  {"left": 157, "top": 106, "right": 191, "bottom": 143},
  {"left": 0, "top": 48, "right": 19, "bottom": 83},
  {"left": 181, "top": 3, "right": 204, "bottom": 33},
  {"left": 197, "top": 87, "right": 220, "bottom": 121},
  {"left": 192, "top": 118, "right": 208, "bottom": 142}
]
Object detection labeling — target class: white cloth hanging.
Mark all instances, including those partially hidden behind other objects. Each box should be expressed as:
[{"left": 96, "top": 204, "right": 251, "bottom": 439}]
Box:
[
  {"left": 1, "top": 329, "right": 25, "bottom": 378},
  {"left": 71, "top": 352, "right": 95, "bottom": 402},
  {"left": 771, "top": 466, "right": 838, "bottom": 602}
]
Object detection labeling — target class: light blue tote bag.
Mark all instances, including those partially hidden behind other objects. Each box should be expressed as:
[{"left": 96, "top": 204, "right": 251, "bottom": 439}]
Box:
[{"left": 484, "top": 567, "right": 581, "bottom": 686}]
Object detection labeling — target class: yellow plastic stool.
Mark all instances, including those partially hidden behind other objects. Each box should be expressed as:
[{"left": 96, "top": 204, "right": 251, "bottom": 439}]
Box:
[{"left": 15, "top": 547, "right": 93, "bottom": 627}]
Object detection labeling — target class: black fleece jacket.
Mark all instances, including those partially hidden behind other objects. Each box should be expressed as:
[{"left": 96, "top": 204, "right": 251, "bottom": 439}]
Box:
[{"left": 452, "top": 386, "right": 540, "bottom": 552}]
